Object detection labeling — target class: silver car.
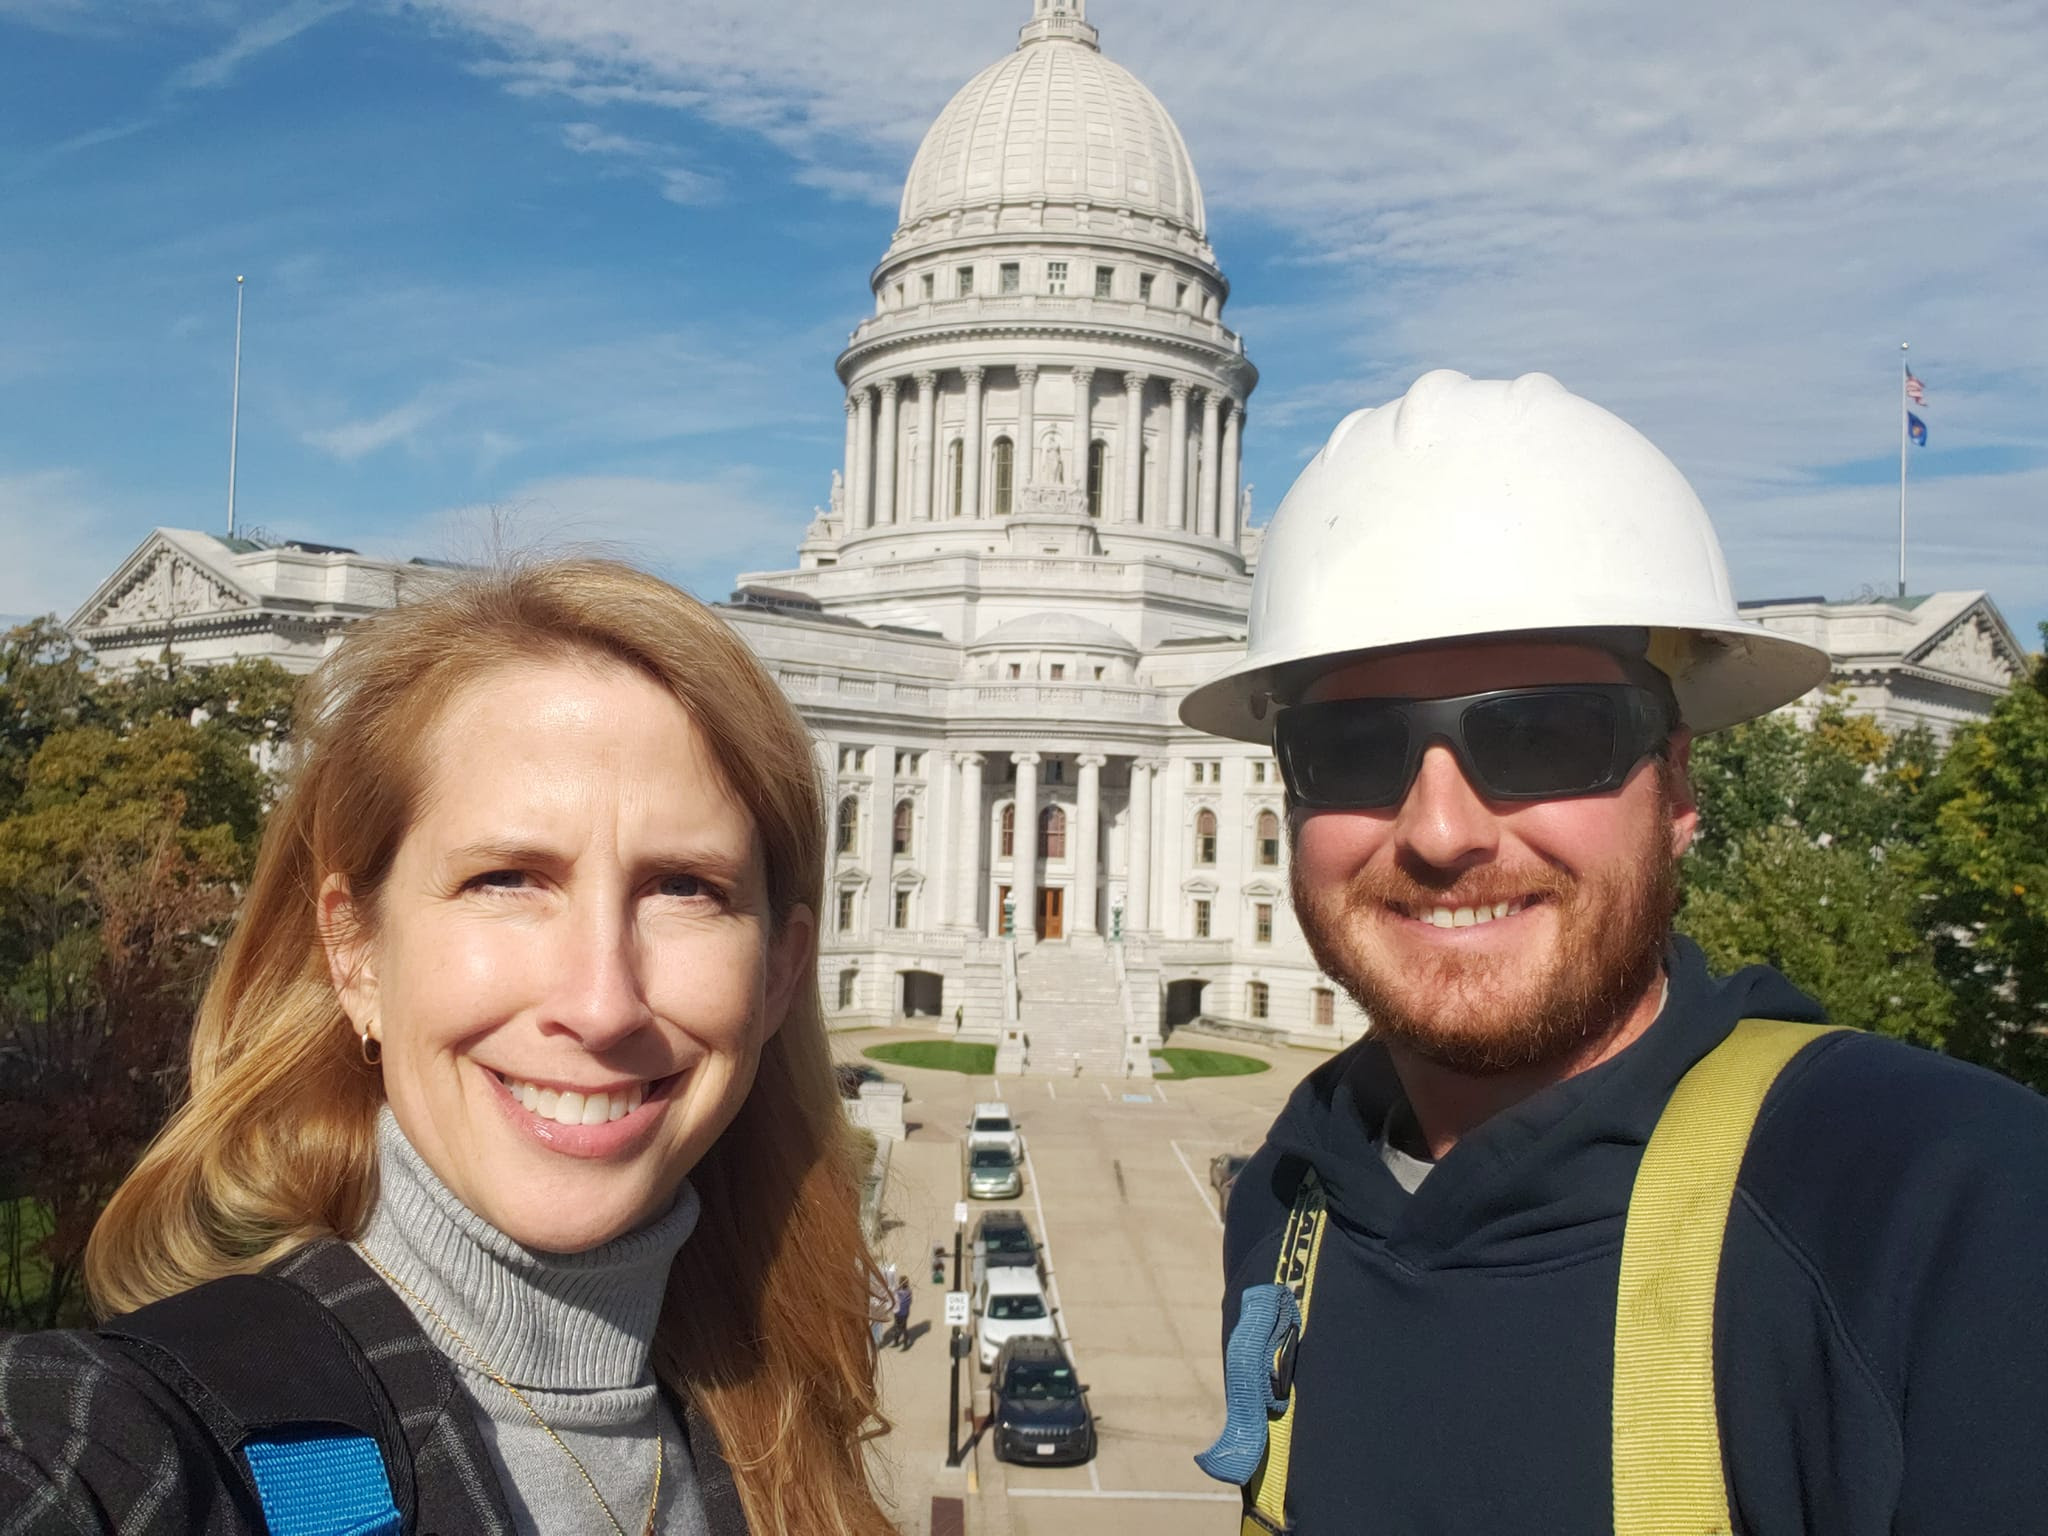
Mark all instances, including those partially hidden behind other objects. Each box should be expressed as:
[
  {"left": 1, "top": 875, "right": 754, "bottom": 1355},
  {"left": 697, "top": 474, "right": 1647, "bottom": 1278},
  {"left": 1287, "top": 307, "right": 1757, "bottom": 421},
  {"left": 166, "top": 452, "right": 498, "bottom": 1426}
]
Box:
[{"left": 967, "top": 1145, "right": 1023, "bottom": 1200}]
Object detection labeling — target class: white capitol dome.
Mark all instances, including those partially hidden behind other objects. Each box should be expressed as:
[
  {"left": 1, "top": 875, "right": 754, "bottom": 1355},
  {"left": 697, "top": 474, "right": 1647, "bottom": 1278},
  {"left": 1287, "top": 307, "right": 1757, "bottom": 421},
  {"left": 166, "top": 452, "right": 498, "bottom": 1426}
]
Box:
[{"left": 898, "top": 1, "right": 1205, "bottom": 245}]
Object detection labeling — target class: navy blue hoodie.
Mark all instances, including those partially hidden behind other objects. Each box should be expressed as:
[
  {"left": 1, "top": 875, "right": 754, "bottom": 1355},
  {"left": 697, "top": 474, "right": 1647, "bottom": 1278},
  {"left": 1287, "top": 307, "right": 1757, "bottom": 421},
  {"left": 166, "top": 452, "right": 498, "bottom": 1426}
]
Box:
[{"left": 1219, "top": 938, "right": 2048, "bottom": 1534}]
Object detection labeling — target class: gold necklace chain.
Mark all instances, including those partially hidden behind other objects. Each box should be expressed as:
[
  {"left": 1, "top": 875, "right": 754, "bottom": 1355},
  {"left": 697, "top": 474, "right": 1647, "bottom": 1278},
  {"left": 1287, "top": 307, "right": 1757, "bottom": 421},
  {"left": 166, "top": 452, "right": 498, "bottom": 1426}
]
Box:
[{"left": 353, "top": 1242, "right": 662, "bottom": 1536}]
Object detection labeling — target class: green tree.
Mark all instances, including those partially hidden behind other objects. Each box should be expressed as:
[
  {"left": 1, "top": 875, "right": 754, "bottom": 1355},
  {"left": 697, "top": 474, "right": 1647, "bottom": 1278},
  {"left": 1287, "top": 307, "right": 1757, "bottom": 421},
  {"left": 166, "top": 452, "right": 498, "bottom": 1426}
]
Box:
[
  {"left": 0, "top": 626, "right": 295, "bottom": 1325},
  {"left": 1680, "top": 695, "right": 1952, "bottom": 1052},
  {"left": 1920, "top": 626, "right": 2048, "bottom": 1092}
]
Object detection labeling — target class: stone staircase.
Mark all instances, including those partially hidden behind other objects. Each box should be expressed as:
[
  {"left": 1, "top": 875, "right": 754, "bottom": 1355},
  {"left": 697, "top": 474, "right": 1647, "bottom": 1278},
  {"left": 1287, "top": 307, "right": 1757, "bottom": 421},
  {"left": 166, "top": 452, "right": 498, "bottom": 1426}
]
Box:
[{"left": 1014, "top": 938, "right": 1132, "bottom": 1076}]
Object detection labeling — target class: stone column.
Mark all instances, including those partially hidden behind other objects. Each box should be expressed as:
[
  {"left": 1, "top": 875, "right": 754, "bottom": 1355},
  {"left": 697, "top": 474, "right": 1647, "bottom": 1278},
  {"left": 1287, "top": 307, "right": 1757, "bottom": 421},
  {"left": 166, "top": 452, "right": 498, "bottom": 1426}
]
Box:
[
  {"left": 1167, "top": 380, "right": 1191, "bottom": 531},
  {"left": 1127, "top": 758, "right": 1154, "bottom": 931},
  {"left": 868, "top": 747, "right": 897, "bottom": 935},
  {"left": 1198, "top": 387, "right": 1223, "bottom": 538},
  {"left": 852, "top": 387, "right": 874, "bottom": 528},
  {"left": 1011, "top": 751, "right": 1039, "bottom": 943},
  {"left": 912, "top": 372, "right": 938, "bottom": 522},
  {"left": 952, "top": 752, "right": 984, "bottom": 929},
  {"left": 874, "top": 378, "right": 901, "bottom": 526},
  {"left": 1016, "top": 365, "right": 1038, "bottom": 495},
  {"left": 960, "top": 366, "right": 985, "bottom": 519},
  {"left": 842, "top": 397, "right": 859, "bottom": 522},
  {"left": 1075, "top": 753, "right": 1104, "bottom": 935},
  {"left": 1072, "top": 366, "right": 1095, "bottom": 512},
  {"left": 1221, "top": 400, "right": 1243, "bottom": 544},
  {"left": 1121, "top": 372, "right": 1146, "bottom": 522}
]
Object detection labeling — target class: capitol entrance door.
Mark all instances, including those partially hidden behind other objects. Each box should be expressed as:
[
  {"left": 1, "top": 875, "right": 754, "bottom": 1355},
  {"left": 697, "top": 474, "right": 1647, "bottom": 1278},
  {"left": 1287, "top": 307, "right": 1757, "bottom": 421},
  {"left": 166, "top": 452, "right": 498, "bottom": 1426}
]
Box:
[{"left": 1037, "top": 887, "right": 1064, "bottom": 939}]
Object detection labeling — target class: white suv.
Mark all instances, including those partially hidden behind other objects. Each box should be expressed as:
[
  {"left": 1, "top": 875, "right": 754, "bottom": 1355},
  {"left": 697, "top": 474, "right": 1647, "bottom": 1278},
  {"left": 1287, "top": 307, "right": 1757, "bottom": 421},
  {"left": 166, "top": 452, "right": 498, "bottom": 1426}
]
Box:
[
  {"left": 966, "top": 1101, "right": 1023, "bottom": 1159},
  {"left": 975, "top": 1266, "right": 1056, "bottom": 1369}
]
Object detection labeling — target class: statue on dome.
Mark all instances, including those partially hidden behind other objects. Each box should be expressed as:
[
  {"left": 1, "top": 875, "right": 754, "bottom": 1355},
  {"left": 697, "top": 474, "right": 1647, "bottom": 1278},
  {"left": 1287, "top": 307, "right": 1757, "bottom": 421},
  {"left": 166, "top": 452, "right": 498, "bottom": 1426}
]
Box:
[{"left": 1039, "top": 432, "right": 1066, "bottom": 485}]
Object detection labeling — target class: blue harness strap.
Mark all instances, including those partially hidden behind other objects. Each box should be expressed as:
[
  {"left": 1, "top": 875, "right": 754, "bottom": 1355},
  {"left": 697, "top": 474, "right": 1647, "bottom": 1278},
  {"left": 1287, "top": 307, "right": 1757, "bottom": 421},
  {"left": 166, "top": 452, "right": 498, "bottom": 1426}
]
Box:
[
  {"left": 1196, "top": 1281, "right": 1299, "bottom": 1485},
  {"left": 243, "top": 1435, "right": 403, "bottom": 1536}
]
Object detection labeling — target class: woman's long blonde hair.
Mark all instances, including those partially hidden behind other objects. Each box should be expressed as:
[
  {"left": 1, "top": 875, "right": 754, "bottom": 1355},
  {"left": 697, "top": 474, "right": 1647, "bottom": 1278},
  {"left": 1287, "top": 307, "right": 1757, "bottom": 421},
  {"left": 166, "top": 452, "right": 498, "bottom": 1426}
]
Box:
[{"left": 86, "top": 559, "right": 891, "bottom": 1533}]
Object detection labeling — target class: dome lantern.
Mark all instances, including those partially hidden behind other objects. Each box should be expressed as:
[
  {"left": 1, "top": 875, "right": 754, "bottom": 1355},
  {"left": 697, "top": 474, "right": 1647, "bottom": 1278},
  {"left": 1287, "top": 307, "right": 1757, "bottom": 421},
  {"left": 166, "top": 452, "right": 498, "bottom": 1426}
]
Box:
[{"left": 1019, "top": 0, "right": 1099, "bottom": 51}]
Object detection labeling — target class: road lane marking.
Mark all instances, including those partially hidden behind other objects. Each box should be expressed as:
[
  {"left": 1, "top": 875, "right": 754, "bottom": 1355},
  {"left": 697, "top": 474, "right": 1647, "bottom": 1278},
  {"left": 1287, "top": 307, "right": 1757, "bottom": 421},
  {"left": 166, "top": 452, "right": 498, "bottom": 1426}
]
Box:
[
  {"left": 1152, "top": 1079, "right": 1169, "bottom": 1104},
  {"left": 1007, "top": 1489, "right": 1237, "bottom": 1503},
  {"left": 1020, "top": 1141, "right": 1101, "bottom": 1491},
  {"left": 1170, "top": 1139, "right": 1225, "bottom": 1231}
]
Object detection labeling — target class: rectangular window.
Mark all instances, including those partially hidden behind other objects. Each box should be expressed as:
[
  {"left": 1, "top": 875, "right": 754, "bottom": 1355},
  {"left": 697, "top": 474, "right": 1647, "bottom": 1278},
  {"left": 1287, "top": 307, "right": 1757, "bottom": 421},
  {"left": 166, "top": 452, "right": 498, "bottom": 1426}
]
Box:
[
  {"left": 920, "top": 273, "right": 934, "bottom": 301},
  {"left": 1138, "top": 273, "right": 1155, "bottom": 302},
  {"left": 1000, "top": 262, "right": 1021, "bottom": 295},
  {"left": 838, "top": 970, "right": 858, "bottom": 1009},
  {"left": 1046, "top": 260, "right": 1068, "bottom": 294},
  {"left": 957, "top": 265, "right": 975, "bottom": 297},
  {"left": 1248, "top": 981, "right": 1270, "bottom": 1020},
  {"left": 1252, "top": 761, "right": 1268, "bottom": 784},
  {"left": 1194, "top": 899, "right": 1212, "bottom": 939},
  {"left": 1094, "top": 265, "right": 1114, "bottom": 299},
  {"left": 1190, "top": 762, "right": 1205, "bottom": 784},
  {"left": 1008, "top": 662, "right": 1022, "bottom": 679},
  {"left": 837, "top": 890, "right": 856, "bottom": 932},
  {"left": 997, "top": 885, "right": 1014, "bottom": 936},
  {"left": 1255, "top": 902, "right": 1273, "bottom": 944},
  {"left": 1175, "top": 281, "right": 1189, "bottom": 308},
  {"left": 1313, "top": 988, "right": 1335, "bottom": 1030},
  {"left": 1045, "top": 759, "right": 1065, "bottom": 784},
  {"left": 894, "top": 890, "right": 911, "bottom": 928},
  {"left": 1093, "top": 666, "right": 1104, "bottom": 680},
  {"left": 1049, "top": 663, "right": 1065, "bottom": 680}
]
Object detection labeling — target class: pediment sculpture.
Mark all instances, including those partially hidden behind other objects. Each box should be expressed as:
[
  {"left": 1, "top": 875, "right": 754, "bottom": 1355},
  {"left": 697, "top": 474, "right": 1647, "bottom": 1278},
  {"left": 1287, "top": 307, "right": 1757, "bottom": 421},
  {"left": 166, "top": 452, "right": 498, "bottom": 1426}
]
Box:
[
  {"left": 91, "top": 549, "right": 249, "bottom": 629},
  {"left": 1919, "top": 612, "right": 2019, "bottom": 688}
]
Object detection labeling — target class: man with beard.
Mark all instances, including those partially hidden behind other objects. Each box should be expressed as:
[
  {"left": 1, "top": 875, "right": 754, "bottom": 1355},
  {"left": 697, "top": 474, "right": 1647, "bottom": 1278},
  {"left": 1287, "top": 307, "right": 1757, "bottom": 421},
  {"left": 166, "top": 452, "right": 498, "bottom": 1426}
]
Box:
[{"left": 1181, "top": 371, "right": 2048, "bottom": 1535}]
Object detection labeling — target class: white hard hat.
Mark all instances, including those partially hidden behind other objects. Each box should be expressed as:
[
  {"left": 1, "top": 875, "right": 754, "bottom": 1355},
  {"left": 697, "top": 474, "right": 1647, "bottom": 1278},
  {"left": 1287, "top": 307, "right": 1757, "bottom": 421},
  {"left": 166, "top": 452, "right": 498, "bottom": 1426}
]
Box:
[{"left": 1180, "top": 370, "right": 1831, "bottom": 743}]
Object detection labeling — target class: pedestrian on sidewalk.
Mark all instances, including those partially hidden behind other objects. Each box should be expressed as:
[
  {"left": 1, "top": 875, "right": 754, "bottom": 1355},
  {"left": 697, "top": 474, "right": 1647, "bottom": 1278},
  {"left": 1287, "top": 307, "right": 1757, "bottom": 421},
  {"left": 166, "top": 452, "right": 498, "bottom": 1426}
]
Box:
[{"left": 888, "top": 1277, "right": 914, "bottom": 1351}]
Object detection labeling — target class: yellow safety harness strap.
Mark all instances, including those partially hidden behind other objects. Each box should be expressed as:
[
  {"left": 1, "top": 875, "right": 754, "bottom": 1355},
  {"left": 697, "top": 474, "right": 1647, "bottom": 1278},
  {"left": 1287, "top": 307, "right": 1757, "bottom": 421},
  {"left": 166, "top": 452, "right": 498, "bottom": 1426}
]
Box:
[
  {"left": 1242, "top": 1167, "right": 1328, "bottom": 1535},
  {"left": 1612, "top": 1018, "right": 1845, "bottom": 1536}
]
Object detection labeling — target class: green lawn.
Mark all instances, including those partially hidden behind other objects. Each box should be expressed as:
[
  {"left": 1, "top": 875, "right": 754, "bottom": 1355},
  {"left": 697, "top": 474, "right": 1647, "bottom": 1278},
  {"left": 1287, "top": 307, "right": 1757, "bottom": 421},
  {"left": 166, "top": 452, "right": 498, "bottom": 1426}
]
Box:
[
  {"left": 1154, "top": 1046, "right": 1270, "bottom": 1080},
  {"left": 862, "top": 1040, "right": 998, "bottom": 1074}
]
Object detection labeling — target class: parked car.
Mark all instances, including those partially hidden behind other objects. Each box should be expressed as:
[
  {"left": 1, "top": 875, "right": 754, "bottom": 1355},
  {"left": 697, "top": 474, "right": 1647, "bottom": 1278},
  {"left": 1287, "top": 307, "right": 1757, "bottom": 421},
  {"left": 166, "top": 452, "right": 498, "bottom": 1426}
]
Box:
[
  {"left": 989, "top": 1337, "right": 1095, "bottom": 1465},
  {"left": 1210, "top": 1152, "right": 1251, "bottom": 1216},
  {"left": 966, "top": 1145, "right": 1023, "bottom": 1201},
  {"left": 974, "top": 1266, "right": 1057, "bottom": 1369},
  {"left": 965, "top": 1101, "right": 1023, "bottom": 1158},
  {"left": 970, "top": 1209, "right": 1039, "bottom": 1288}
]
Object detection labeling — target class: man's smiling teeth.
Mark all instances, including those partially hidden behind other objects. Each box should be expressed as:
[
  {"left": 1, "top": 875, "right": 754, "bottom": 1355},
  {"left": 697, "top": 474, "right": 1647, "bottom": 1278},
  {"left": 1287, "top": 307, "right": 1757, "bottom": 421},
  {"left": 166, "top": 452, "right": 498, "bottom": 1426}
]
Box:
[
  {"left": 1412, "top": 897, "right": 1532, "bottom": 928},
  {"left": 501, "top": 1076, "right": 647, "bottom": 1125}
]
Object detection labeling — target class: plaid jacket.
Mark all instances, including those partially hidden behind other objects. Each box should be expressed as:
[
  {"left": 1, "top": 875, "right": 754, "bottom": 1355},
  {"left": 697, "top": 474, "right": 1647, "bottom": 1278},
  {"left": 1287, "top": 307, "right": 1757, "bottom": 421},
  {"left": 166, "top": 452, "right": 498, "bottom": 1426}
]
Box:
[{"left": 0, "top": 1240, "right": 748, "bottom": 1536}]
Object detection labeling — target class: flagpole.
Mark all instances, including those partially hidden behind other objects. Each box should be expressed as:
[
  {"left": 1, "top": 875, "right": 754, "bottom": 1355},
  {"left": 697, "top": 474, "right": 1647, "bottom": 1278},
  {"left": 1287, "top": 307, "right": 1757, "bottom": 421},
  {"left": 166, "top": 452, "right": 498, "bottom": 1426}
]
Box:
[
  {"left": 1897, "top": 341, "right": 1910, "bottom": 598},
  {"left": 228, "top": 274, "right": 245, "bottom": 540}
]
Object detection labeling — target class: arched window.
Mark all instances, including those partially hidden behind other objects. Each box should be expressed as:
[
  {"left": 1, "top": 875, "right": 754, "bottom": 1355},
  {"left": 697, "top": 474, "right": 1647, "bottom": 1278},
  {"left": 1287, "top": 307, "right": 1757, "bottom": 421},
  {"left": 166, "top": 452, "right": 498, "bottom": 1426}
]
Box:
[
  {"left": 1000, "top": 803, "right": 1015, "bottom": 858},
  {"left": 949, "top": 439, "right": 964, "bottom": 518},
  {"left": 1086, "top": 440, "right": 1106, "bottom": 518},
  {"left": 1195, "top": 809, "right": 1217, "bottom": 865},
  {"left": 835, "top": 796, "right": 859, "bottom": 854},
  {"left": 1257, "top": 810, "right": 1281, "bottom": 867},
  {"left": 1039, "top": 805, "right": 1067, "bottom": 859},
  {"left": 1247, "top": 981, "right": 1270, "bottom": 1020},
  {"left": 992, "top": 436, "right": 1014, "bottom": 516},
  {"left": 892, "top": 798, "right": 914, "bottom": 856}
]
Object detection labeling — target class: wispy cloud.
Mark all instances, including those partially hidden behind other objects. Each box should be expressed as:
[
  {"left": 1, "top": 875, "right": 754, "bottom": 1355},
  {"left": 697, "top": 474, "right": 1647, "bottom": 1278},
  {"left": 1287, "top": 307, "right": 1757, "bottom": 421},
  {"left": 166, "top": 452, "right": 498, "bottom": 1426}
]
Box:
[
  {"left": 164, "top": 0, "right": 349, "bottom": 95},
  {"left": 0, "top": 469, "right": 142, "bottom": 617}
]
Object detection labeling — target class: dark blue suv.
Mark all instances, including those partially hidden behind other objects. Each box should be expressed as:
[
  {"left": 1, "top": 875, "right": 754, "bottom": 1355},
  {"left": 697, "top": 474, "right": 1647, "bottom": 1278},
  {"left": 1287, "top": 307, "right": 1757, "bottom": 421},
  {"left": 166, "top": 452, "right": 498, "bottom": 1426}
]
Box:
[{"left": 990, "top": 1337, "right": 1095, "bottom": 1466}]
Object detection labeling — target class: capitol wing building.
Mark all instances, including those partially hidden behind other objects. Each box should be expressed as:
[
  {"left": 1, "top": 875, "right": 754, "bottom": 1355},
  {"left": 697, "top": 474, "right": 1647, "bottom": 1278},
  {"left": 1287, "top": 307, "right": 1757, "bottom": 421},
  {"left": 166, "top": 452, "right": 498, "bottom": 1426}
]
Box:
[{"left": 67, "top": 1, "right": 2031, "bottom": 1073}]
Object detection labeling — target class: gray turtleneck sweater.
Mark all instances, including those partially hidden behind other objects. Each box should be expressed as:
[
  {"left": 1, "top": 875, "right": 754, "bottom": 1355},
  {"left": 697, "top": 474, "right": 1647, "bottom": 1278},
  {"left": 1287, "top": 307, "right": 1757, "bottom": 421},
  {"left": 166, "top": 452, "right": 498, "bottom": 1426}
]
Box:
[{"left": 358, "top": 1109, "right": 712, "bottom": 1535}]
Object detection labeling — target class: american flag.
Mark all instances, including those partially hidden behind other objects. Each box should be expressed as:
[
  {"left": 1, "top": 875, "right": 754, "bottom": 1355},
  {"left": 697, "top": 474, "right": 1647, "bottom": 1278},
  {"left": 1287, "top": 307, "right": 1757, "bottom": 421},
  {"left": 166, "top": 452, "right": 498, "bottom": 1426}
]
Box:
[{"left": 1905, "top": 367, "right": 1927, "bottom": 406}]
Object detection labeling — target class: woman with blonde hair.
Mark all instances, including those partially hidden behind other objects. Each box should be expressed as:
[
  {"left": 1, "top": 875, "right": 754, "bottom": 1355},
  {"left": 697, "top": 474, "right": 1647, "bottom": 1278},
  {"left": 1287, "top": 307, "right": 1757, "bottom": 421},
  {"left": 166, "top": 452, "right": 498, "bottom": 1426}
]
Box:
[{"left": 0, "top": 560, "right": 891, "bottom": 1534}]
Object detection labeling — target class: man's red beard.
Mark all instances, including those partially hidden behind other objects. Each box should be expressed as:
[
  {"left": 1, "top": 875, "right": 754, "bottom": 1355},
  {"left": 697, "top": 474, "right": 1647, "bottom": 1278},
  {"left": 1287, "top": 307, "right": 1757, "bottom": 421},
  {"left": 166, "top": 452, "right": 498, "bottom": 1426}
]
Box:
[{"left": 1291, "top": 776, "right": 1682, "bottom": 1076}]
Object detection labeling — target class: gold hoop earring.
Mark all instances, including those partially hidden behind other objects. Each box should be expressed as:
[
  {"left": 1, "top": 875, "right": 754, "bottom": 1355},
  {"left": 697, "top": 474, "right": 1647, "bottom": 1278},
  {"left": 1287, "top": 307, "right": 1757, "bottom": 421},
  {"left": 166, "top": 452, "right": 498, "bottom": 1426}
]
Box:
[{"left": 360, "top": 1031, "right": 382, "bottom": 1066}]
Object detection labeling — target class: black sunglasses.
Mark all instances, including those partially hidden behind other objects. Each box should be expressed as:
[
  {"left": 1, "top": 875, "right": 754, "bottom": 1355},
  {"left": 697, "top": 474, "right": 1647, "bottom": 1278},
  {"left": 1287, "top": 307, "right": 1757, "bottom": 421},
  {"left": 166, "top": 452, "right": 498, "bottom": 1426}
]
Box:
[{"left": 1274, "top": 685, "right": 1674, "bottom": 811}]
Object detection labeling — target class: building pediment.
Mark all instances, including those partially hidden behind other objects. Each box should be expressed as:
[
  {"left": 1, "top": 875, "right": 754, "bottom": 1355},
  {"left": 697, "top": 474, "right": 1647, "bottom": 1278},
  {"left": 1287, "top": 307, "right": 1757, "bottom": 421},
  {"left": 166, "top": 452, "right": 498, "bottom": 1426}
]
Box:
[
  {"left": 71, "top": 530, "right": 255, "bottom": 634},
  {"left": 1909, "top": 601, "right": 2026, "bottom": 690}
]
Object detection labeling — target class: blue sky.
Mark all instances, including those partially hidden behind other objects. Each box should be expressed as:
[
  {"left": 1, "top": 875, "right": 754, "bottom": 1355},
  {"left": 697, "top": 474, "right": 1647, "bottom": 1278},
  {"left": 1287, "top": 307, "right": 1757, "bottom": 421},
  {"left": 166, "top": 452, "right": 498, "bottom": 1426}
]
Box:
[{"left": 3, "top": 0, "right": 2045, "bottom": 645}]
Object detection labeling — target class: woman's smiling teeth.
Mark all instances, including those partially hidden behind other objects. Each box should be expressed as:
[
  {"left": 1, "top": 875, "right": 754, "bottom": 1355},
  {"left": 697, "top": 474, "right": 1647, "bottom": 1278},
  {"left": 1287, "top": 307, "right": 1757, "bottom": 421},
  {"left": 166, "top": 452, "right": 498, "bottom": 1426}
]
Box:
[
  {"left": 1404, "top": 897, "right": 1534, "bottom": 929},
  {"left": 499, "top": 1074, "right": 650, "bottom": 1125}
]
